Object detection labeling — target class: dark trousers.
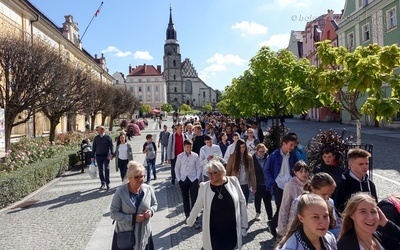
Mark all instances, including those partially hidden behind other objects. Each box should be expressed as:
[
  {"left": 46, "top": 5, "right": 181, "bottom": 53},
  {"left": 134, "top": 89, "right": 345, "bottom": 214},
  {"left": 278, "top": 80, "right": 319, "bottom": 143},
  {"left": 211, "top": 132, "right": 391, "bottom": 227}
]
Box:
[
  {"left": 254, "top": 184, "right": 273, "bottom": 220},
  {"left": 179, "top": 178, "right": 199, "bottom": 217},
  {"left": 271, "top": 184, "right": 284, "bottom": 232},
  {"left": 171, "top": 158, "right": 177, "bottom": 181},
  {"left": 96, "top": 156, "right": 110, "bottom": 185},
  {"left": 240, "top": 184, "right": 250, "bottom": 205},
  {"left": 117, "top": 159, "right": 129, "bottom": 181}
]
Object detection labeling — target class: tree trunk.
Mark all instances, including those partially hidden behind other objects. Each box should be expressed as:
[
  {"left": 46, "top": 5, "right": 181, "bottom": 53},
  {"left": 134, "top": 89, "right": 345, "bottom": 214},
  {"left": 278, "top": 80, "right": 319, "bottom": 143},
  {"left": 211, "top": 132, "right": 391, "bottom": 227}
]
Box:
[
  {"left": 356, "top": 119, "right": 362, "bottom": 145},
  {"left": 49, "top": 117, "right": 60, "bottom": 142},
  {"left": 109, "top": 116, "right": 115, "bottom": 132},
  {"left": 101, "top": 116, "right": 107, "bottom": 126},
  {"left": 90, "top": 115, "right": 96, "bottom": 131}
]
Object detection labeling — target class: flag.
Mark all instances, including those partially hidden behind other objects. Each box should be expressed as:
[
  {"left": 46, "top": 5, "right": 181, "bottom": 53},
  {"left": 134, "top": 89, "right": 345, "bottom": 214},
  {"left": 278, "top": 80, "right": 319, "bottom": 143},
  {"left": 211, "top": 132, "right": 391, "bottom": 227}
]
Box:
[{"left": 95, "top": 9, "right": 100, "bottom": 17}]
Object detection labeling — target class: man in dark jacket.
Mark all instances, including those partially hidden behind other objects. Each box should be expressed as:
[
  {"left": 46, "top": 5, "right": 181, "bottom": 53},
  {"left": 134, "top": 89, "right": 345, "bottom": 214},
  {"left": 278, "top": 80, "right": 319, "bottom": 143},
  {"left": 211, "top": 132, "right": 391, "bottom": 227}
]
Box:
[
  {"left": 91, "top": 126, "right": 114, "bottom": 190},
  {"left": 334, "top": 148, "right": 377, "bottom": 214},
  {"left": 192, "top": 125, "right": 205, "bottom": 155}
]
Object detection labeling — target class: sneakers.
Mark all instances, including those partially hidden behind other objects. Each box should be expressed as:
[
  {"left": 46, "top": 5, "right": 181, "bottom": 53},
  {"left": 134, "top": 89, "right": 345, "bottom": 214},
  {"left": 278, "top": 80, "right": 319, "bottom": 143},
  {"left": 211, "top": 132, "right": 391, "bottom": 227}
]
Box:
[
  {"left": 241, "top": 228, "right": 248, "bottom": 237},
  {"left": 267, "top": 221, "right": 277, "bottom": 237},
  {"left": 193, "top": 221, "right": 201, "bottom": 229},
  {"left": 99, "top": 184, "right": 105, "bottom": 190},
  {"left": 255, "top": 213, "right": 261, "bottom": 221}
]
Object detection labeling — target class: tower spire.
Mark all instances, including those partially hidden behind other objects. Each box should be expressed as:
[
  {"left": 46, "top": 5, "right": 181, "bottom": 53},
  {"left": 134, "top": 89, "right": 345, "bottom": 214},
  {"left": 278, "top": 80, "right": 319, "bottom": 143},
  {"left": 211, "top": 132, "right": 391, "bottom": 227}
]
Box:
[{"left": 166, "top": 6, "right": 177, "bottom": 40}]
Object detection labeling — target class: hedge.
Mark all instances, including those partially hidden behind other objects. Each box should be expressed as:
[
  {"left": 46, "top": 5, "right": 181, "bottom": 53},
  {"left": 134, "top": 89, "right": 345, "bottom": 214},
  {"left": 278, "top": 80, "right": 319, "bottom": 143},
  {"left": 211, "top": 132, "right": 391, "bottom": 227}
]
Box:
[{"left": 0, "top": 149, "right": 78, "bottom": 209}]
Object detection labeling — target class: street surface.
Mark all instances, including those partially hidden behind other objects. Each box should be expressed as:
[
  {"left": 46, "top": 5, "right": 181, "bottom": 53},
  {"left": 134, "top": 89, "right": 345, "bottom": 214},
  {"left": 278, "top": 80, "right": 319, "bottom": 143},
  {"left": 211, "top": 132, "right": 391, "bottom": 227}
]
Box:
[{"left": 0, "top": 118, "right": 398, "bottom": 249}]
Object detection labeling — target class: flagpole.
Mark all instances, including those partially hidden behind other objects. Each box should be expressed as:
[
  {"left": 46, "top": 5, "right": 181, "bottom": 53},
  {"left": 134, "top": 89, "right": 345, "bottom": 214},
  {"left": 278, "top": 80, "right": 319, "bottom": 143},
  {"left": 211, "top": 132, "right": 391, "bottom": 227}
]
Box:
[{"left": 80, "top": 1, "right": 103, "bottom": 42}]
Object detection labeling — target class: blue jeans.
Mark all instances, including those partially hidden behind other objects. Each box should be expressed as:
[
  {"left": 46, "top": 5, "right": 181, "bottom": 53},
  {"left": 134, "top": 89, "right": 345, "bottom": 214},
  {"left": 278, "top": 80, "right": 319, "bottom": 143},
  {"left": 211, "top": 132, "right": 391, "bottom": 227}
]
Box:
[
  {"left": 160, "top": 144, "right": 167, "bottom": 162},
  {"left": 146, "top": 159, "right": 156, "bottom": 182}
]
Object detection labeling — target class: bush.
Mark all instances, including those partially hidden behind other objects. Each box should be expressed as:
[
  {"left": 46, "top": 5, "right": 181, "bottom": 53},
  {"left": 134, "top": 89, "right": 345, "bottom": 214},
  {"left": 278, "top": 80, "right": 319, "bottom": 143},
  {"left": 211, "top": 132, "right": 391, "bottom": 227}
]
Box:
[{"left": 0, "top": 149, "right": 73, "bottom": 209}]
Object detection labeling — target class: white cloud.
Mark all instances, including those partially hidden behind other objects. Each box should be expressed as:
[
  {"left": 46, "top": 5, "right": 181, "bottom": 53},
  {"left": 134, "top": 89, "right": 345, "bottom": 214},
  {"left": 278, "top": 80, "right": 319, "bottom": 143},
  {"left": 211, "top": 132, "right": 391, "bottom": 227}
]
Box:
[
  {"left": 133, "top": 51, "right": 153, "bottom": 60},
  {"left": 259, "top": 33, "right": 290, "bottom": 49},
  {"left": 206, "top": 53, "right": 246, "bottom": 66},
  {"left": 231, "top": 21, "right": 268, "bottom": 37},
  {"left": 102, "top": 46, "right": 132, "bottom": 57},
  {"left": 203, "top": 64, "right": 227, "bottom": 72}
]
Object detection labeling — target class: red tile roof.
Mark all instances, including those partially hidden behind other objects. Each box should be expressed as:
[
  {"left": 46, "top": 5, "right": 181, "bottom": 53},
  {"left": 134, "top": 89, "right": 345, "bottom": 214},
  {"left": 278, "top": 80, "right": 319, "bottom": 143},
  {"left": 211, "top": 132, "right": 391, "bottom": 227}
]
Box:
[{"left": 128, "top": 64, "right": 162, "bottom": 76}]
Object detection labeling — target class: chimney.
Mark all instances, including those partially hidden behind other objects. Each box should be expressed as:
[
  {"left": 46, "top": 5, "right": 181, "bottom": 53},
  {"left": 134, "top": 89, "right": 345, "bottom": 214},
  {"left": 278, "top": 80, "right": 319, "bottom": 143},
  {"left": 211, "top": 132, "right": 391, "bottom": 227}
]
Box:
[
  {"left": 157, "top": 65, "right": 161, "bottom": 74},
  {"left": 94, "top": 54, "right": 98, "bottom": 59},
  {"left": 143, "top": 63, "right": 147, "bottom": 73},
  {"left": 129, "top": 64, "right": 132, "bottom": 73}
]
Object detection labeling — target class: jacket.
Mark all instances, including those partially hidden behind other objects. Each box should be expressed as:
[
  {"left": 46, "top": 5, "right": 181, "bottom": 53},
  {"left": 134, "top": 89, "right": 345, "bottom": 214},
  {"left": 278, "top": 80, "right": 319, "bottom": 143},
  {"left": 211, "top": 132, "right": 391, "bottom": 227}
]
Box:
[
  {"left": 186, "top": 176, "right": 248, "bottom": 250},
  {"left": 167, "top": 132, "right": 187, "bottom": 161},
  {"left": 276, "top": 231, "right": 337, "bottom": 250},
  {"left": 337, "top": 221, "right": 400, "bottom": 250},
  {"left": 334, "top": 169, "right": 378, "bottom": 214},
  {"left": 263, "top": 148, "right": 298, "bottom": 193},
  {"left": 226, "top": 153, "right": 257, "bottom": 191},
  {"left": 253, "top": 153, "right": 268, "bottom": 186},
  {"left": 114, "top": 143, "right": 133, "bottom": 171},
  {"left": 110, "top": 183, "right": 158, "bottom": 250},
  {"left": 277, "top": 176, "right": 306, "bottom": 236}
]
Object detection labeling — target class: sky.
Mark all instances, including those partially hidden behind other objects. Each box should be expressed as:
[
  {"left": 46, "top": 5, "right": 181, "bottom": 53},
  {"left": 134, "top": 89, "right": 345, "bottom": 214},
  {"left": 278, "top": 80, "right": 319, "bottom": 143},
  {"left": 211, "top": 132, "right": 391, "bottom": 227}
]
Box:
[{"left": 28, "top": 0, "right": 346, "bottom": 91}]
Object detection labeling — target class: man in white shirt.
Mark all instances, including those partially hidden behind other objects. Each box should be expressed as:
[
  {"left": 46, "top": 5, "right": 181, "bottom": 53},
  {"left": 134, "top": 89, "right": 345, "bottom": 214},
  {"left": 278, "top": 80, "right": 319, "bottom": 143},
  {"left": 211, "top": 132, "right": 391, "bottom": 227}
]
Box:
[
  {"left": 175, "top": 139, "right": 202, "bottom": 229},
  {"left": 223, "top": 132, "right": 240, "bottom": 163},
  {"left": 199, "top": 135, "right": 223, "bottom": 181}
]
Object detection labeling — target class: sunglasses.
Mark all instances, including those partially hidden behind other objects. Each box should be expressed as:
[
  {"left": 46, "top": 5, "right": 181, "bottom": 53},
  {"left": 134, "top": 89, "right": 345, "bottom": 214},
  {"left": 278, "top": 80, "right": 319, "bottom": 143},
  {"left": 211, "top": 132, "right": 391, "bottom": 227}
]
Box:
[
  {"left": 134, "top": 175, "right": 145, "bottom": 180},
  {"left": 206, "top": 172, "right": 219, "bottom": 176}
]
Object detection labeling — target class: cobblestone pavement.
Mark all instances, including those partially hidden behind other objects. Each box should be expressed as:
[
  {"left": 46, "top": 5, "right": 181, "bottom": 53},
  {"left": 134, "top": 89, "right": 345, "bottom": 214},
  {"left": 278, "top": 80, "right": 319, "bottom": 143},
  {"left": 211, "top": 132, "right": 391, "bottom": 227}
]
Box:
[{"left": 0, "top": 118, "right": 399, "bottom": 250}]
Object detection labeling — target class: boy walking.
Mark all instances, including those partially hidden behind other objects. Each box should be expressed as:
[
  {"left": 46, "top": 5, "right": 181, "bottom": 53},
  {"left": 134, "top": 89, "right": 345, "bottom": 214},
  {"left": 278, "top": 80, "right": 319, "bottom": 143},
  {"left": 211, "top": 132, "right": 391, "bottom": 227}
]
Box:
[
  {"left": 158, "top": 125, "right": 170, "bottom": 165},
  {"left": 334, "top": 148, "right": 377, "bottom": 214},
  {"left": 143, "top": 134, "right": 157, "bottom": 183},
  {"left": 175, "top": 139, "right": 202, "bottom": 229}
]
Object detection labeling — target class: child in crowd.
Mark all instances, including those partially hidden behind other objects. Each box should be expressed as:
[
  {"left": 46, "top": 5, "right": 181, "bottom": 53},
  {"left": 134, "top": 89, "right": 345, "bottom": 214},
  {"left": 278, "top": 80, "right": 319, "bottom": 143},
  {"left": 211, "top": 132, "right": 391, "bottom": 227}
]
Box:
[
  {"left": 277, "top": 161, "right": 310, "bottom": 237},
  {"left": 142, "top": 134, "right": 157, "bottom": 183},
  {"left": 313, "top": 146, "right": 345, "bottom": 189},
  {"left": 337, "top": 193, "right": 400, "bottom": 250},
  {"left": 289, "top": 172, "right": 342, "bottom": 238},
  {"left": 276, "top": 193, "right": 337, "bottom": 249}
]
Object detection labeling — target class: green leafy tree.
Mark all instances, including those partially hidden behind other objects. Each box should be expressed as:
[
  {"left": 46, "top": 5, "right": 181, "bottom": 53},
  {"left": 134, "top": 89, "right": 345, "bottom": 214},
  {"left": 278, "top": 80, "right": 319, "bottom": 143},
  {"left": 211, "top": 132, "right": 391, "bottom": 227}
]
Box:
[
  {"left": 202, "top": 103, "right": 213, "bottom": 112},
  {"left": 180, "top": 103, "right": 191, "bottom": 113},
  {"left": 315, "top": 41, "right": 400, "bottom": 144},
  {"left": 141, "top": 104, "right": 151, "bottom": 114},
  {"left": 161, "top": 103, "right": 173, "bottom": 113}
]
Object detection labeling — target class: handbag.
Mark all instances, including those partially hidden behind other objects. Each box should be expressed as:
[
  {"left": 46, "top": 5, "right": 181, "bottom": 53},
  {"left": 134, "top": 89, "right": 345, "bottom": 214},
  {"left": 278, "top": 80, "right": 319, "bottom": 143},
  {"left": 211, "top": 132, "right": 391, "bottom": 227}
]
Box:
[
  {"left": 115, "top": 191, "right": 144, "bottom": 249},
  {"left": 88, "top": 161, "right": 97, "bottom": 179}
]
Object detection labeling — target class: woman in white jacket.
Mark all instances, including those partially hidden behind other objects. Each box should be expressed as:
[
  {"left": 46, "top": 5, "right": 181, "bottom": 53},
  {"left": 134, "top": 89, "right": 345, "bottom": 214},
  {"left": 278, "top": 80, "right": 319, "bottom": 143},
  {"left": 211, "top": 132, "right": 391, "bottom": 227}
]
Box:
[{"left": 187, "top": 160, "right": 248, "bottom": 250}]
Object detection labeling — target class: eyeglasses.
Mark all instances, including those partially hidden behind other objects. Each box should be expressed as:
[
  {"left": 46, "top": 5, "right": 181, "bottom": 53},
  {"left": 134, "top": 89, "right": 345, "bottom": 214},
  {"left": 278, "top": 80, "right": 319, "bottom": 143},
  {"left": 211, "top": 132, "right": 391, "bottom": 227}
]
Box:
[
  {"left": 258, "top": 150, "right": 266, "bottom": 153},
  {"left": 206, "top": 172, "right": 219, "bottom": 176},
  {"left": 134, "top": 175, "right": 145, "bottom": 180}
]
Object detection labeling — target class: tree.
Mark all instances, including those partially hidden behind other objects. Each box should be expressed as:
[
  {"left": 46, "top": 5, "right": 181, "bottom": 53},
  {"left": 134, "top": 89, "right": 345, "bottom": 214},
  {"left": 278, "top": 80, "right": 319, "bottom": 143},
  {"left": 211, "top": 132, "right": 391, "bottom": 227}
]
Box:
[
  {"left": 220, "top": 47, "right": 314, "bottom": 123},
  {"left": 38, "top": 63, "right": 92, "bottom": 141},
  {"left": 215, "top": 89, "right": 224, "bottom": 102},
  {"left": 180, "top": 103, "right": 191, "bottom": 113},
  {"left": 202, "top": 103, "right": 213, "bottom": 112},
  {"left": 141, "top": 104, "right": 151, "bottom": 114},
  {"left": 161, "top": 103, "right": 173, "bottom": 114},
  {"left": 315, "top": 41, "right": 400, "bottom": 144},
  {"left": 0, "top": 36, "right": 62, "bottom": 150}
]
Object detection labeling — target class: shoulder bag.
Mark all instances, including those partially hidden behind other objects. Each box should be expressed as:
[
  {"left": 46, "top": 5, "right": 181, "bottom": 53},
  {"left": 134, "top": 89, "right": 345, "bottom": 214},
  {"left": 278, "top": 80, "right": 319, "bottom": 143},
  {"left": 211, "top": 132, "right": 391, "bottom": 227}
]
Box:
[{"left": 116, "top": 191, "right": 144, "bottom": 249}]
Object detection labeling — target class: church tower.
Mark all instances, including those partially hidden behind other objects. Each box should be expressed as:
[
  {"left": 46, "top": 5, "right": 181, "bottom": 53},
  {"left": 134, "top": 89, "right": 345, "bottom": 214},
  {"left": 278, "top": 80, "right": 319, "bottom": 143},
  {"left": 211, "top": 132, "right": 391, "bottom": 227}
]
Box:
[{"left": 163, "top": 7, "right": 183, "bottom": 110}]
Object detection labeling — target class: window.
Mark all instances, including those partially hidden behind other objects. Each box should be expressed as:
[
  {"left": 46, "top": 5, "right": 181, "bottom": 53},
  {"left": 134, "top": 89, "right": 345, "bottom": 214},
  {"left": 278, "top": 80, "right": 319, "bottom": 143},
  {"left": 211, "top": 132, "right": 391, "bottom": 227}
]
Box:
[
  {"left": 139, "top": 87, "right": 142, "bottom": 92},
  {"left": 155, "top": 86, "right": 159, "bottom": 91},
  {"left": 116, "top": 80, "right": 119, "bottom": 84},
  {"left": 362, "top": 24, "right": 370, "bottom": 42},
  {"left": 347, "top": 33, "right": 354, "bottom": 49},
  {"left": 203, "top": 91, "right": 206, "bottom": 98},
  {"left": 139, "top": 79, "right": 142, "bottom": 83},
  {"left": 173, "top": 60, "right": 176, "bottom": 67},
  {"left": 174, "top": 87, "right": 177, "bottom": 93},
  {"left": 173, "top": 75, "right": 176, "bottom": 80},
  {"left": 129, "top": 87, "right": 134, "bottom": 92},
  {"left": 139, "top": 96, "right": 142, "bottom": 101},
  {"left": 387, "top": 7, "right": 397, "bottom": 30},
  {"left": 156, "top": 96, "right": 159, "bottom": 101},
  {"left": 147, "top": 86, "right": 151, "bottom": 92}
]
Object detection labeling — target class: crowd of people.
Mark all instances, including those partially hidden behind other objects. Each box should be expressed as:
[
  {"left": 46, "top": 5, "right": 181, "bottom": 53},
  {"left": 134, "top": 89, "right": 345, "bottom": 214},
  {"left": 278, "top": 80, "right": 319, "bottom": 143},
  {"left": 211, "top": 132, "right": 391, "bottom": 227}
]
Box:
[{"left": 90, "top": 114, "right": 400, "bottom": 250}]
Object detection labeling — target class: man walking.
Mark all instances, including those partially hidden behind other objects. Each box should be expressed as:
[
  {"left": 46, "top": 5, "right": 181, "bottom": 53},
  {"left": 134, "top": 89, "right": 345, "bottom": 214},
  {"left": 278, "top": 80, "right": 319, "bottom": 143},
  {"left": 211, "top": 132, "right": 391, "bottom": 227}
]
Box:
[
  {"left": 158, "top": 125, "right": 170, "bottom": 165},
  {"left": 91, "top": 126, "right": 114, "bottom": 190},
  {"left": 167, "top": 122, "right": 187, "bottom": 185},
  {"left": 199, "top": 135, "right": 223, "bottom": 181},
  {"left": 175, "top": 139, "right": 202, "bottom": 229}
]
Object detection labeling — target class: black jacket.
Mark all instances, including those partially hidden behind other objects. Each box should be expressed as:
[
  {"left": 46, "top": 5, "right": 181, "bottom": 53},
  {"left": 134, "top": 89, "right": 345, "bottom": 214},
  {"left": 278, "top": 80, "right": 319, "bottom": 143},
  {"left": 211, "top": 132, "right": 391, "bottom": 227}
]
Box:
[
  {"left": 252, "top": 153, "right": 267, "bottom": 186},
  {"left": 337, "top": 220, "right": 400, "bottom": 250},
  {"left": 192, "top": 134, "right": 205, "bottom": 155},
  {"left": 334, "top": 169, "right": 378, "bottom": 214}
]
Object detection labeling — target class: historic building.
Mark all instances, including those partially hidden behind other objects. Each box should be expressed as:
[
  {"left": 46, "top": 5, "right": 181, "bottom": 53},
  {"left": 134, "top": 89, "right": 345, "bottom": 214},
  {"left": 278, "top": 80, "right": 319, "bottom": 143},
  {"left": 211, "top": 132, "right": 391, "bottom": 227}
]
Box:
[
  {"left": 163, "top": 7, "right": 217, "bottom": 110},
  {"left": 0, "top": 0, "right": 113, "bottom": 139}
]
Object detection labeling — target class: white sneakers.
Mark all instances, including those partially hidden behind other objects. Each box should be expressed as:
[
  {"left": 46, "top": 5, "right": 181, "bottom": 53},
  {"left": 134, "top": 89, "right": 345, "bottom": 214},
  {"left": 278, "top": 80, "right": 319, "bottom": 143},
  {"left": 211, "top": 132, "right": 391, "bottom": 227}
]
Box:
[
  {"left": 241, "top": 228, "right": 248, "bottom": 237},
  {"left": 255, "top": 213, "right": 261, "bottom": 221}
]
